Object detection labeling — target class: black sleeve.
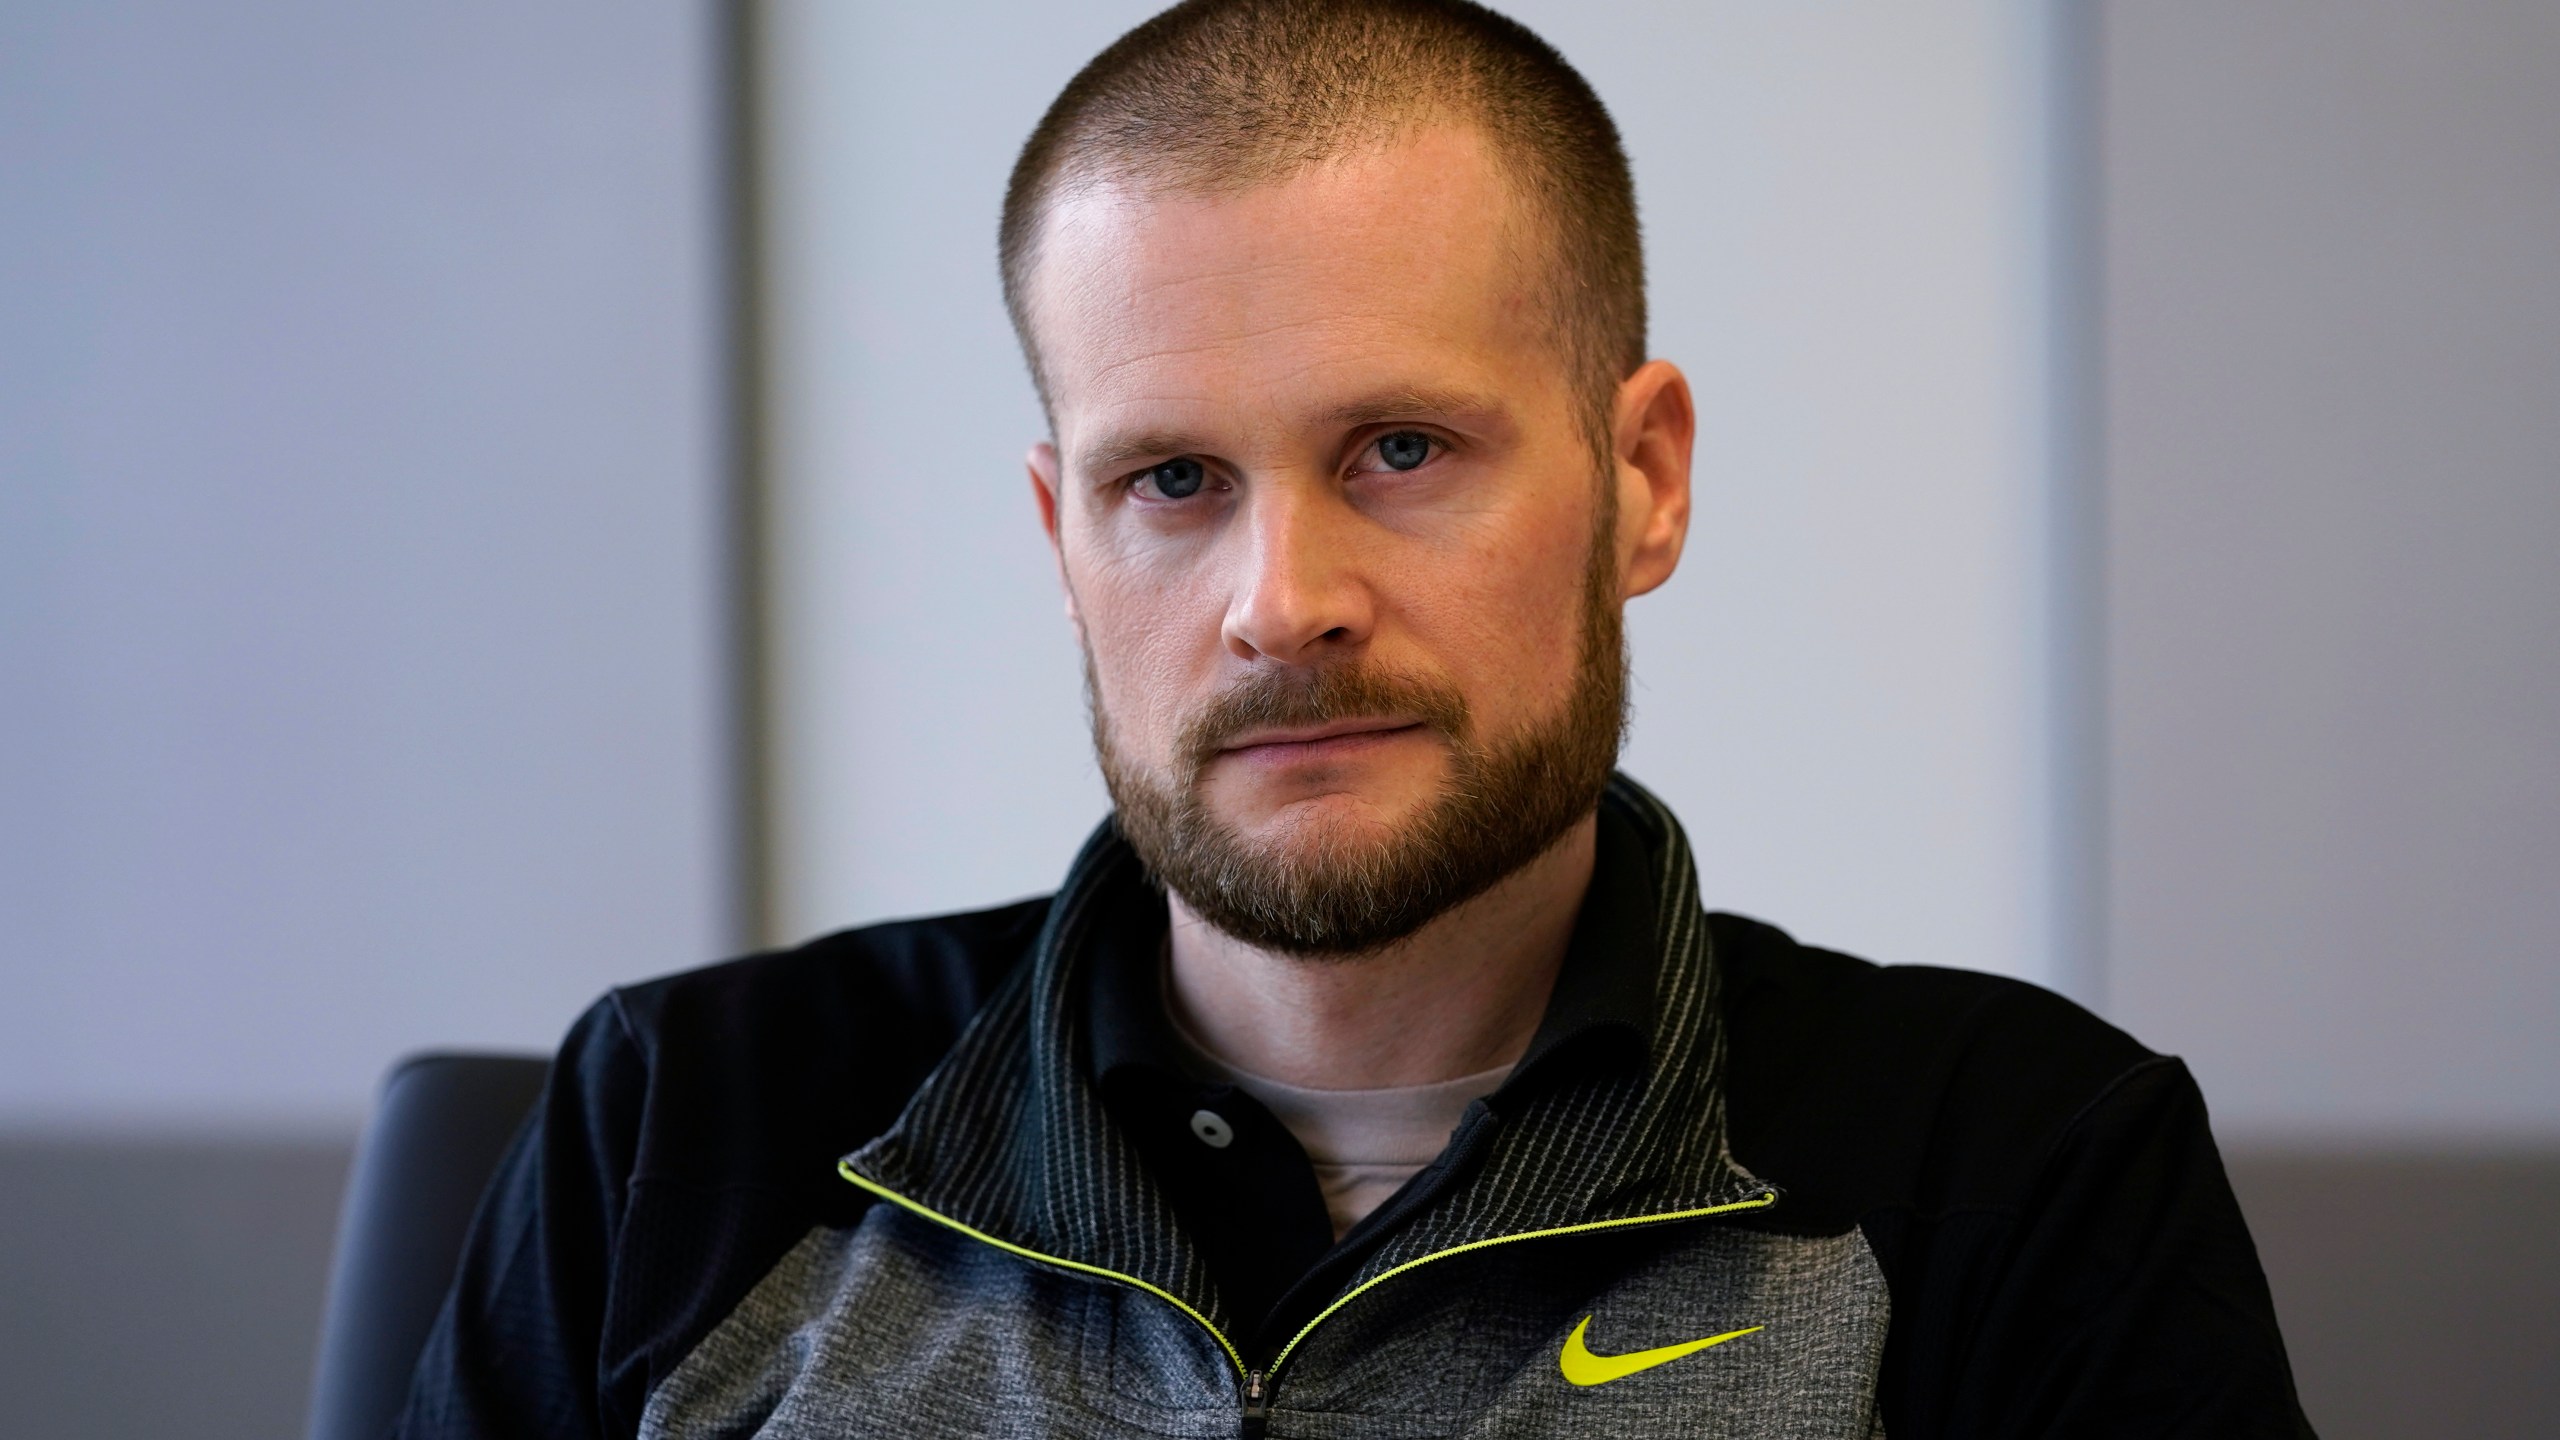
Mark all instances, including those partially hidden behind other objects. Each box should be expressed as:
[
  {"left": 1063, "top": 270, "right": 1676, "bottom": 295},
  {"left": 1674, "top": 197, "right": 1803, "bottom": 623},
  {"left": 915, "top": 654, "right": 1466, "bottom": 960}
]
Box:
[
  {"left": 391, "top": 899, "right": 1048, "bottom": 1439},
  {"left": 395, "top": 996, "right": 645, "bottom": 1440},
  {"left": 1882, "top": 1058, "right": 2314, "bottom": 1438}
]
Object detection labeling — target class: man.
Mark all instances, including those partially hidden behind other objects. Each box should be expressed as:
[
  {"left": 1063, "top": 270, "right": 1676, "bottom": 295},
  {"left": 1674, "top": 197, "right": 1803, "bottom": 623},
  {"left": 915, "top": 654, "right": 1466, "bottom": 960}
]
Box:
[{"left": 403, "top": 2, "right": 2311, "bottom": 1435}]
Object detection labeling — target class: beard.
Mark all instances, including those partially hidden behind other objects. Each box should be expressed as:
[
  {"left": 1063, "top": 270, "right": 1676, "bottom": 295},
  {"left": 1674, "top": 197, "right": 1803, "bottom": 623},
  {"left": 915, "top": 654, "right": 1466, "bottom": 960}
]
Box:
[{"left": 1088, "top": 495, "right": 1628, "bottom": 958}]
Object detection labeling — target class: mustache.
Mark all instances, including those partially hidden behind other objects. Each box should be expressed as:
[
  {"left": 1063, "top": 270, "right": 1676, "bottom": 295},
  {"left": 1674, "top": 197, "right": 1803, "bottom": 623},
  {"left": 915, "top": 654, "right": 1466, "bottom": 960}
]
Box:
[{"left": 1179, "top": 663, "right": 1472, "bottom": 770}]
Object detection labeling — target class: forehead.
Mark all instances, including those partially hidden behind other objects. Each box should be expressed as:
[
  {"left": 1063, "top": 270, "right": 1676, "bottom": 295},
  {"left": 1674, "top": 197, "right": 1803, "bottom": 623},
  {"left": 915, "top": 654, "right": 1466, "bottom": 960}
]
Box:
[{"left": 1025, "top": 127, "right": 1558, "bottom": 453}]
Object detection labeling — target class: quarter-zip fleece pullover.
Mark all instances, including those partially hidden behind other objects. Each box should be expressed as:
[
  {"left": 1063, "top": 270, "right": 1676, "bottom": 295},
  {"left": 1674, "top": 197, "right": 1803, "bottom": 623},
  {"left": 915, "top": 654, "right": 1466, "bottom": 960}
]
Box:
[{"left": 399, "top": 777, "right": 2312, "bottom": 1438}]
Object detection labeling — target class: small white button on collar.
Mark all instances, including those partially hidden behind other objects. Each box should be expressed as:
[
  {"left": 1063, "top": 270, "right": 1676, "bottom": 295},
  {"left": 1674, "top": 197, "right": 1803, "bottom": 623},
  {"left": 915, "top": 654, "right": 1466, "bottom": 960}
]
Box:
[{"left": 1189, "top": 1109, "right": 1235, "bottom": 1149}]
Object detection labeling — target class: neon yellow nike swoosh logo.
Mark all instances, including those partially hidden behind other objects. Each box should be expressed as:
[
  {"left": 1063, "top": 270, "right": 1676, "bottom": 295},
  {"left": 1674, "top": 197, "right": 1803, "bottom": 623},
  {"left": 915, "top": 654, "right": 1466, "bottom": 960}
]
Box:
[{"left": 1558, "top": 1315, "right": 1764, "bottom": 1386}]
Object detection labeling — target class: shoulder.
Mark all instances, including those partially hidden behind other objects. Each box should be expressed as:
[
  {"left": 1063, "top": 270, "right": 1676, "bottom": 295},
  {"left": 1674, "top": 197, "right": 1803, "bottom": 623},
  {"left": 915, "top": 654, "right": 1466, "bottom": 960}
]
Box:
[
  {"left": 1710, "top": 911, "right": 2164, "bottom": 1229},
  {"left": 400, "top": 897, "right": 1055, "bottom": 1440},
  {"left": 573, "top": 895, "right": 1052, "bottom": 1192}
]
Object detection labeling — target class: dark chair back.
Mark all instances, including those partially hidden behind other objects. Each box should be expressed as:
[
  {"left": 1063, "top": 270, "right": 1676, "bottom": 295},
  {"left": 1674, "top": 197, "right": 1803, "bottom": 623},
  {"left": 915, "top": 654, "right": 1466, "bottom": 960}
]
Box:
[{"left": 305, "top": 1052, "right": 548, "bottom": 1440}]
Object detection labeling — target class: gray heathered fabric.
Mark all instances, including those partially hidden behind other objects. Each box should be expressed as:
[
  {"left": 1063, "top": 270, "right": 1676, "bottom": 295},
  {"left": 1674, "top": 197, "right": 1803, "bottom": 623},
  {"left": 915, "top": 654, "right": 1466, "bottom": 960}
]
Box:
[
  {"left": 637, "top": 777, "right": 1895, "bottom": 1436},
  {"left": 638, "top": 1206, "right": 1890, "bottom": 1438},
  {"left": 638, "top": 1210, "right": 1239, "bottom": 1440}
]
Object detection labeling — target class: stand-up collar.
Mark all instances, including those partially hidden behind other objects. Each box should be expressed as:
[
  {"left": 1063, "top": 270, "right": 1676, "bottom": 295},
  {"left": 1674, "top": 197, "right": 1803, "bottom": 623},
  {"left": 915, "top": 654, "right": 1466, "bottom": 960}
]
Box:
[
  {"left": 1085, "top": 798, "right": 1660, "bottom": 1107},
  {"left": 843, "top": 774, "right": 1767, "bottom": 1341}
]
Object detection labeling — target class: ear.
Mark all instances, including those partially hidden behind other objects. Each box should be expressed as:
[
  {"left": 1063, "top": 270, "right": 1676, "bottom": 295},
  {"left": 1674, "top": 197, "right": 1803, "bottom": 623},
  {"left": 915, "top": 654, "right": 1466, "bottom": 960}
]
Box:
[
  {"left": 1609, "top": 360, "right": 1695, "bottom": 600},
  {"left": 1028, "top": 441, "right": 1080, "bottom": 624}
]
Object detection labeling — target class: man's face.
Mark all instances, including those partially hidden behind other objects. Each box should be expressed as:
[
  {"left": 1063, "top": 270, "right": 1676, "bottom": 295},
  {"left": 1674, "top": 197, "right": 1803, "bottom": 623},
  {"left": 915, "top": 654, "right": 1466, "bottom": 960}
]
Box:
[{"left": 1026, "top": 126, "right": 1687, "bottom": 952}]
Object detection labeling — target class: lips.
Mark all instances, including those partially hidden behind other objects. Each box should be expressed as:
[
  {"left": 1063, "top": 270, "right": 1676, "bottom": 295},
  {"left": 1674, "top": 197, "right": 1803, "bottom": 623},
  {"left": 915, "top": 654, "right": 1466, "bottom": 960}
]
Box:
[
  {"left": 1215, "top": 717, "right": 1428, "bottom": 763},
  {"left": 1220, "top": 716, "right": 1421, "bottom": 751}
]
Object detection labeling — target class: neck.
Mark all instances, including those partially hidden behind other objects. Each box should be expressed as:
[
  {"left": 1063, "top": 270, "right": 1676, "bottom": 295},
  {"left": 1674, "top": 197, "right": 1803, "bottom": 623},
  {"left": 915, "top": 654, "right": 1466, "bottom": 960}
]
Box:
[{"left": 1162, "top": 813, "right": 1598, "bottom": 1090}]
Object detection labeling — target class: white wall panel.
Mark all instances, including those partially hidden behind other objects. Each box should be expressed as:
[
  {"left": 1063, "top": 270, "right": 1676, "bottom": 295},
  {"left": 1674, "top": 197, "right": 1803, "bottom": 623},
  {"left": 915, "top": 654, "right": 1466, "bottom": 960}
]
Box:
[
  {"left": 2102, "top": 0, "right": 2560, "bottom": 1138},
  {"left": 0, "top": 0, "right": 732, "bottom": 1130}
]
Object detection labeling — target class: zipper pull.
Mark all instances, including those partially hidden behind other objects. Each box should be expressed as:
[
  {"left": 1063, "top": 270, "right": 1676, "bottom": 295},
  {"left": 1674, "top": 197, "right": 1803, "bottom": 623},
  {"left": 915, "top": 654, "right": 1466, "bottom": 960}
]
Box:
[{"left": 1239, "top": 1369, "right": 1270, "bottom": 1438}]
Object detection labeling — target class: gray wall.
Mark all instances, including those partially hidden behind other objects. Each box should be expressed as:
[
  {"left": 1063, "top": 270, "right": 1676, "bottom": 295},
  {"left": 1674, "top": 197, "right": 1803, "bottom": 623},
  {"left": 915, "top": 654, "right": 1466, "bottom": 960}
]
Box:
[
  {"left": 0, "top": 1141, "right": 352, "bottom": 1440},
  {"left": 0, "top": 1, "right": 731, "bottom": 1434},
  {"left": 2100, "top": 2, "right": 2560, "bottom": 1432},
  {"left": 2101, "top": 0, "right": 2560, "bottom": 1141},
  {"left": 0, "top": 0, "right": 732, "bottom": 1135}
]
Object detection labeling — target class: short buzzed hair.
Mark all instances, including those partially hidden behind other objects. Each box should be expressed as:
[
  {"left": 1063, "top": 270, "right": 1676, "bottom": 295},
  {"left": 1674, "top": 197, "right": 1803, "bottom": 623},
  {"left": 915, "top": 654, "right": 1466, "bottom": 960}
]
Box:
[{"left": 1000, "top": 0, "right": 1644, "bottom": 436}]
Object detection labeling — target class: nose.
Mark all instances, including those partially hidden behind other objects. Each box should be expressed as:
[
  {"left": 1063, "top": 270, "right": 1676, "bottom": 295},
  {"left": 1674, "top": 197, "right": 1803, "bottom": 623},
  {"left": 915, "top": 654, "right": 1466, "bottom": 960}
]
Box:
[{"left": 1221, "top": 479, "right": 1373, "bottom": 666}]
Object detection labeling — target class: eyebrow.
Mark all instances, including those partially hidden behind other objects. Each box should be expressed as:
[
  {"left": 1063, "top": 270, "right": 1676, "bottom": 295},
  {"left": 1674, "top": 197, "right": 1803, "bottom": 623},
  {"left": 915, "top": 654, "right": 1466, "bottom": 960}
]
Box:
[
  {"left": 1076, "top": 429, "right": 1206, "bottom": 478},
  {"left": 1074, "top": 386, "right": 1510, "bottom": 477},
  {"left": 1319, "top": 385, "right": 1508, "bottom": 428}
]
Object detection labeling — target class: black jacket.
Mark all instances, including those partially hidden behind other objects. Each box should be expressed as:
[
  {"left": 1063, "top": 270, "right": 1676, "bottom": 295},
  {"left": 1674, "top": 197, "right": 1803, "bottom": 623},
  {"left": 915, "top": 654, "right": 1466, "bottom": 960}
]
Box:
[{"left": 401, "top": 778, "right": 2310, "bottom": 1438}]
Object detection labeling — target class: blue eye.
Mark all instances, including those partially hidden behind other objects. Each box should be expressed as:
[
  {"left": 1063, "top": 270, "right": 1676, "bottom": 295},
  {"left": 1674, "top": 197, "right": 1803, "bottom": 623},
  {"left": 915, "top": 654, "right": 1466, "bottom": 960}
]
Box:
[
  {"left": 1142, "top": 457, "right": 1206, "bottom": 499},
  {"left": 1376, "top": 431, "right": 1432, "bottom": 471}
]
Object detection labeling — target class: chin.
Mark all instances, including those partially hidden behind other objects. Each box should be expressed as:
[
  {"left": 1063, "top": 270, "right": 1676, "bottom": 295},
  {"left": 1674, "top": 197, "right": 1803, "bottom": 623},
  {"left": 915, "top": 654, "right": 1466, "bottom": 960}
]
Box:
[
  {"left": 1241, "top": 790, "right": 1408, "bottom": 850},
  {"left": 1208, "top": 765, "right": 1443, "bottom": 843}
]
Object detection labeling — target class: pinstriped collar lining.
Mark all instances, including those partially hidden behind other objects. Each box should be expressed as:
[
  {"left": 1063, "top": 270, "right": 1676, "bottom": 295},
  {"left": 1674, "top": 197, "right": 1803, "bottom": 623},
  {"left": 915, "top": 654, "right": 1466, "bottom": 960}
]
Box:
[
  {"left": 842, "top": 773, "right": 1765, "bottom": 1338},
  {"left": 1084, "top": 799, "right": 1660, "bottom": 1113}
]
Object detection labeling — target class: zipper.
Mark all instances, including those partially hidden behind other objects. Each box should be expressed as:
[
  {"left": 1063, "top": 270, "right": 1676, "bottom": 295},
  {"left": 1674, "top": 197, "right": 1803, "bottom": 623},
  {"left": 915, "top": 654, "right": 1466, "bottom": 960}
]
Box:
[
  {"left": 841, "top": 1157, "right": 1775, "bottom": 1428},
  {"left": 837, "top": 1160, "right": 1248, "bottom": 1377},
  {"left": 1239, "top": 1369, "right": 1270, "bottom": 1439}
]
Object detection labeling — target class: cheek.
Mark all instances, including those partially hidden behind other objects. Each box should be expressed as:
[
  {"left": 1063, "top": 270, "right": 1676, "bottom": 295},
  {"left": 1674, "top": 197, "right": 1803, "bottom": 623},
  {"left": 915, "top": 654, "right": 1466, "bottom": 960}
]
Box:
[
  {"left": 1068, "top": 541, "right": 1227, "bottom": 754},
  {"left": 1403, "top": 493, "right": 1594, "bottom": 711}
]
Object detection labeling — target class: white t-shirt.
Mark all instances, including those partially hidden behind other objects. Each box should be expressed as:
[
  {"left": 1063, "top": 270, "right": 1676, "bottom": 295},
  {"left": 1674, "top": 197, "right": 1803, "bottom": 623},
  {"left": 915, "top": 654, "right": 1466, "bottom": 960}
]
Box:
[{"left": 1170, "top": 1013, "right": 1512, "bottom": 1241}]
